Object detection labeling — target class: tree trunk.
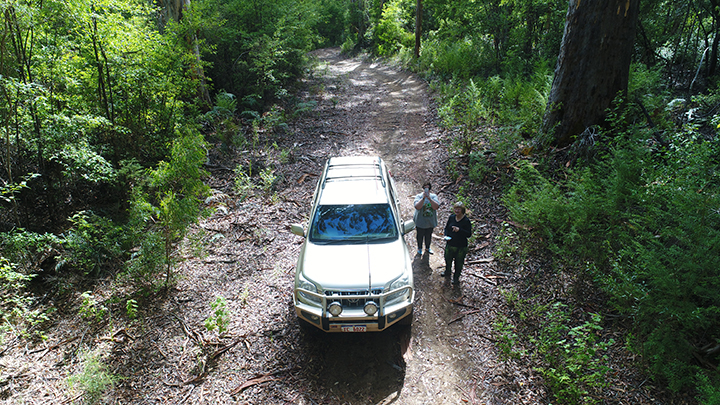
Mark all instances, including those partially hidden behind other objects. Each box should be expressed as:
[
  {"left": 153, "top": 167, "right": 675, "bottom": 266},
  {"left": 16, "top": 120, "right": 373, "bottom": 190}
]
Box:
[
  {"left": 414, "top": 0, "right": 422, "bottom": 58},
  {"left": 708, "top": 0, "right": 719, "bottom": 77},
  {"left": 157, "top": 0, "right": 211, "bottom": 107},
  {"left": 157, "top": 0, "right": 185, "bottom": 30},
  {"left": 541, "top": 0, "right": 640, "bottom": 148}
]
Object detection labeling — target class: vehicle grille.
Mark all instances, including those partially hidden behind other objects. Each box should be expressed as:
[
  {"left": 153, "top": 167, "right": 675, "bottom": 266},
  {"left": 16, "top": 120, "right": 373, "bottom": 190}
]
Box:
[{"left": 324, "top": 289, "right": 383, "bottom": 308}]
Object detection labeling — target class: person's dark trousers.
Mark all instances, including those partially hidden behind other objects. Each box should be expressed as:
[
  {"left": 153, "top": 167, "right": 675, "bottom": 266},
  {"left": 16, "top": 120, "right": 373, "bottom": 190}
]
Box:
[
  {"left": 416, "top": 227, "right": 433, "bottom": 251},
  {"left": 444, "top": 245, "right": 468, "bottom": 282}
]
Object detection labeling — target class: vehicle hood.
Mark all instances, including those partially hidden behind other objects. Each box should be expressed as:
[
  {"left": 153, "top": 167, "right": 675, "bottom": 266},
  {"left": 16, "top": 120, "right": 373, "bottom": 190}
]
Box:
[{"left": 298, "top": 240, "right": 410, "bottom": 290}]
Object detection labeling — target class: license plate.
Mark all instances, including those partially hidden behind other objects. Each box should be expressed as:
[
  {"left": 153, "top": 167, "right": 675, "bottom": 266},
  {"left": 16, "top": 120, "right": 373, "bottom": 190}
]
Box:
[{"left": 341, "top": 325, "right": 367, "bottom": 332}]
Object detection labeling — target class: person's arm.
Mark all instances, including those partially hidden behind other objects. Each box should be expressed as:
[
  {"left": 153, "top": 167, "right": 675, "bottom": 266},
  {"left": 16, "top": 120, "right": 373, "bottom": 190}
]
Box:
[
  {"left": 458, "top": 217, "right": 472, "bottom": 237},
  {"left": 413, "top": 193, "right": 425, "bottom": 210},
  {"left": 429, "top": 194, "right": 440, "bottom": 210},
  {"left": 444, "top": 216, "right": 453, "bottom": 236}
]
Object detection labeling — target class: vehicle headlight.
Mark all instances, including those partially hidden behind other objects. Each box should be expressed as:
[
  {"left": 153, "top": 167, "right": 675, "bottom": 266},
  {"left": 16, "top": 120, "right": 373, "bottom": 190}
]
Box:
[
  {"left": 390, "top": 272, "right": 410, "bottom": 290},
  {"left": 328, "top": 302, "right": 343, "bottom": 316},
  {"left": 364, "top": 301, "right": 378, "bottom": 316},
  {"left": 385, "top": 273, "right": 412, "bottom": 305},
  {"left": 297, "top": 274, "right": 322, "bottom": 305}
]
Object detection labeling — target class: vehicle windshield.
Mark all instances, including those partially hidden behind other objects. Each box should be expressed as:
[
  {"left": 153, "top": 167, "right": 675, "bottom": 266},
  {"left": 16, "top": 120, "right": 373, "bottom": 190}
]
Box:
[{"left": 309, "top": 204, "right": 398, "bottom": 243}]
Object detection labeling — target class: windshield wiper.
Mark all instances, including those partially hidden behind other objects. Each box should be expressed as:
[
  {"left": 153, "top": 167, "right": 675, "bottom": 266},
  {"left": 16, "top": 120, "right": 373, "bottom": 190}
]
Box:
[
  {"left": 311, "top": 235, "right": 396, "bottom": 245},
  {"left": 365, "top": 236, "right": 397, "bottom": 243}
]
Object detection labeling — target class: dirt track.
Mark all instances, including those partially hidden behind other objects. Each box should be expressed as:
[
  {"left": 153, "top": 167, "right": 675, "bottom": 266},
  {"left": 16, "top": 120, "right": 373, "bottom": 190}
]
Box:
[
  {"left": 0, "top": 48, "right": 528, "bottom": 405},
  {"left": 171, "top": 48, "right": 520, "bottom": 404},
  {"left": 0, "top": 47, "right": 701, "bottom": 405},
  {"left": 284, "top": 49, "right": 511, "bottom": 404}
]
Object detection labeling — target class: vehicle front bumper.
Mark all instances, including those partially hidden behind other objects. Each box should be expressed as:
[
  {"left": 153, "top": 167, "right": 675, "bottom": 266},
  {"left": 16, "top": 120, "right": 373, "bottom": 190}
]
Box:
[
  {"left": 294, "top": 287, "right": 414, "bottom": 332},
  {"left": 295, "top": 304, "right": 413, "bottom": 332}
]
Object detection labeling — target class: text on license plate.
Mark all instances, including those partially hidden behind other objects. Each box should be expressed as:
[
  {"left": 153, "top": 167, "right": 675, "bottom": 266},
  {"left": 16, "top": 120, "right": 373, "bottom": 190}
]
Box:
[{"left": 341, "top": 325, "right": 367, "bottom": 332}]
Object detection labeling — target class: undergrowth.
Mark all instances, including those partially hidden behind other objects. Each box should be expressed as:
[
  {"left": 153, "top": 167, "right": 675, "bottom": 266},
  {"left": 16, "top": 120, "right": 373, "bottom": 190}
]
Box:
[
  {"left": 502, "top": 126, "right": 720, "bottom": 400},
  {"left": 496, "top": 287, "right": 615, "bottom": 404}
]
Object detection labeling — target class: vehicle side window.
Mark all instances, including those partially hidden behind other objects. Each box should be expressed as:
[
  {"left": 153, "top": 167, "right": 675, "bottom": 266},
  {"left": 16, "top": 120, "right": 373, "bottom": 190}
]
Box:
[{"left": 385, "top": 169, "right": 399, "bottom": 209}]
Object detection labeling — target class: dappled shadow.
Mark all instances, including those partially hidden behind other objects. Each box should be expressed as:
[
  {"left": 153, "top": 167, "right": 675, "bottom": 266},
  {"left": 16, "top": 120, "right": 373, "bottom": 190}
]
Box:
[{"left": 297, "top": 324, "right": 410, "bottom": 403}]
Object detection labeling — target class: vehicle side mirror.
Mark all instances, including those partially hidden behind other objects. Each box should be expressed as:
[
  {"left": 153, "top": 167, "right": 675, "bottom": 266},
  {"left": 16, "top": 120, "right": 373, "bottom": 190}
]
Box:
[
  {"left": 291, "top": 223, "right": 306, "bottom": 237},
  {"left": 402, "top": 219, "right": 416, "bottom": 234}
]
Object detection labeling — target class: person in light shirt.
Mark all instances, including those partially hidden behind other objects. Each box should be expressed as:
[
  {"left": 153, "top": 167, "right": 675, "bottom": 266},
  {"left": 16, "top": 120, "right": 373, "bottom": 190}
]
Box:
[{"left": 413, "top": 181, "right": 440, "bottom": 255}]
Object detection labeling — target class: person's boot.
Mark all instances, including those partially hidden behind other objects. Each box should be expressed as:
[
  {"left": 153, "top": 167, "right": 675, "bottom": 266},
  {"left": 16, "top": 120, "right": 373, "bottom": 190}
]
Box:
[{"left": 452, "top": 269, "right": 461, "bottom": 284}]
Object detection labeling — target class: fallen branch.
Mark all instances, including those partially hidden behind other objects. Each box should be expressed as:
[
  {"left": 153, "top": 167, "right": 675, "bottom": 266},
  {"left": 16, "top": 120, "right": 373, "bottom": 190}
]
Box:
[
  {"left": 183, "top": 371, "right": 207, "bottom": 386},
  {"left": 230, "top": 367, "right": 297, "bottom": 396},
  {"left": 0, "top": 335, "right": 21, "bottom": 356},
  {"left": 441, "top": 295, "right": 479, "bottom": 310},
  {"left": 60, "top": 393, "right": 83, "bottom": 405},
  {"left": 468, "top": 272, "right": 497, "bottom": 286},
  {"left": 98, "top": 328, "right": 134, "bottom": 343},
  {"left": 448, "top": 309, "right": 482, "bottom": 324},
  {"left": 505, "top": 220, "right": 531, "bottom": 231},
  {"left": 457, "top": 380, "right": 480, "bottom": 405},
  {"left": 30, "top": 335, "right": 80, "bottom": 357},
  {"left": 172, "top": 313, "right": 204, "bottom": 346},
  {"left": 230, "top": 374, "right": 278, "bottom": 395},
  {"left": 202, "top": 258, "right": 238, "bottom": 264},
  {"left": 466, "top": 257, "right": 494, "bottom": 265},
  {"left": 176, "top": 386, "right": 196, "bottom": 405},
  {"left": 211, "top": 337, "right": 245, "bottom": 360},
  {"left": 297, "top": 173, "right": 317, "bottom": 184}
]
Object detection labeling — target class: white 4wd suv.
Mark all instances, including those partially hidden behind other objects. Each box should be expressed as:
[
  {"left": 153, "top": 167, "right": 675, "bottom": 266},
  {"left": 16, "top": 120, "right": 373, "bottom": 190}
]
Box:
[{"left": 290, "top": 156, "right": 416, "bottom": 332}]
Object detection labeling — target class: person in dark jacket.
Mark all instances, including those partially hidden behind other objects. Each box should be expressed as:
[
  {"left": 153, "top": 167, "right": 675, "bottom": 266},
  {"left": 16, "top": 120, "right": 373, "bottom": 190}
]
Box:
[{"left": 442, "top": 202, "right": 472, "bottom": 284}]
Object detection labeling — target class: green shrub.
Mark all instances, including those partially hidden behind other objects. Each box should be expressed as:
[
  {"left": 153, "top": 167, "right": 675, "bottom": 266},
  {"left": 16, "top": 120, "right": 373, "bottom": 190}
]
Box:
[
  {"left": 0, "top": 230, "right": 63, "bottom": 273},
  {"left": 0, "top": 258, "right": 51, "bottom": 343},
  {"left": 124, "top": 230, "right": 166, "bottom": 290},
  {"left": 234, "top": 165, "right": 256, "bottom": 198},
  {"left": 468, "top": 151, "right": 488, "bottom": 183},
  {"left": 373, "top": 0, "right": 414, "bottom": 56},
  {"left": 696, "top": 371, "right": 720, "bottom": 405},
  {"left": 63, "top": 211, "right": 128, "bottom": 275},
  {"left": 503, "top": 132, "right": 720, "bottom": 393},
  {"left": 434, "top": 73, "right": 546, "bottom": 166},
  {"left": 78, "top": 291, "right": 108, "bottom": 324},
  {"left": 205, "top": 92, "right": 240, "bottom": 148},
  {"left": 68, "top": 350, "right": 118, "bottom": 404},
  {"left": 127, "top": 127, "right": 210, "bottom": 288},
  {"left": 204, "top": 296, "right": 231, "bottom": 336},
  {"left": 418, "top": 36, "right": 485, "bottom": 80},
  {"left": 533, "top": 306, "right": 614, "bottom": 404},
  {"left": 497, "top": 290, "right": 614, "bottom": 404},
  {"left": 125, "top": 299, "right": 138, "bottom": 320},
  {"left": 259, "top": 167, "right": 278, "bottom": 195},
  {"left": 494, "top": 313, "right": 523, "bottom": 360}
]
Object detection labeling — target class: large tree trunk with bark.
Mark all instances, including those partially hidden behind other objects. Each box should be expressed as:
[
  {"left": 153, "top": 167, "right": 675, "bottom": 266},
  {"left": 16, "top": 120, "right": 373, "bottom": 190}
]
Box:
[{"left": 541, "top": 0, "right": 640, "bottom": 148}]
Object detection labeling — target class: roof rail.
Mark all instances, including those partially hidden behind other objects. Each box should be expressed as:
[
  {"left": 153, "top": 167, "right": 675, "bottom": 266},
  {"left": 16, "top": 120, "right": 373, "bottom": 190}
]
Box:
[{"left": 322, "top": 160, "right": 386, "bottom": 188}]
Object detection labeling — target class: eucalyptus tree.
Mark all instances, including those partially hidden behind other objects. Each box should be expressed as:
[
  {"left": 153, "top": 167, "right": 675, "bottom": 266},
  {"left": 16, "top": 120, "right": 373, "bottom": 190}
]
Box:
[{"left": 541, "top": 0, "right": 640, "bottom": 148}]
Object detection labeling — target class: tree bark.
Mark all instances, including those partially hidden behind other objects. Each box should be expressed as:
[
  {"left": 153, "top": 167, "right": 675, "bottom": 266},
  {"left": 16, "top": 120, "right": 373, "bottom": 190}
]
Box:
[
  {"left": 541, "top": 0, "right": 640, "bottom": 148},
  {"left": 414, "top": 0, "right": 422, "bottom": 58},
  {"left": 157, "top": 0, "right": 185, "bottom": 30},
  {"left": 708, "top": 0, "right": 719, "bottom": 77},
  {"left": 157, "top": 0, "right": 211, "bottom": 106}
]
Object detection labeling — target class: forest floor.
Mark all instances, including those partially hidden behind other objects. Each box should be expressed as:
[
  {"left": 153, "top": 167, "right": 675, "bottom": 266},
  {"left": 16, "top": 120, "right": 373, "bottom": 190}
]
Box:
[{"left": 0, "top": 48, "right": 698, "bottom": 404}]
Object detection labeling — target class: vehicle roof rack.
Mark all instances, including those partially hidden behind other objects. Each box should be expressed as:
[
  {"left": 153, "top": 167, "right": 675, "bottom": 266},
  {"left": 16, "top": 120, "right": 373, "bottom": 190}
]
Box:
[{"left": 322, "top": 160, "right": 386, "bottom": 188}]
